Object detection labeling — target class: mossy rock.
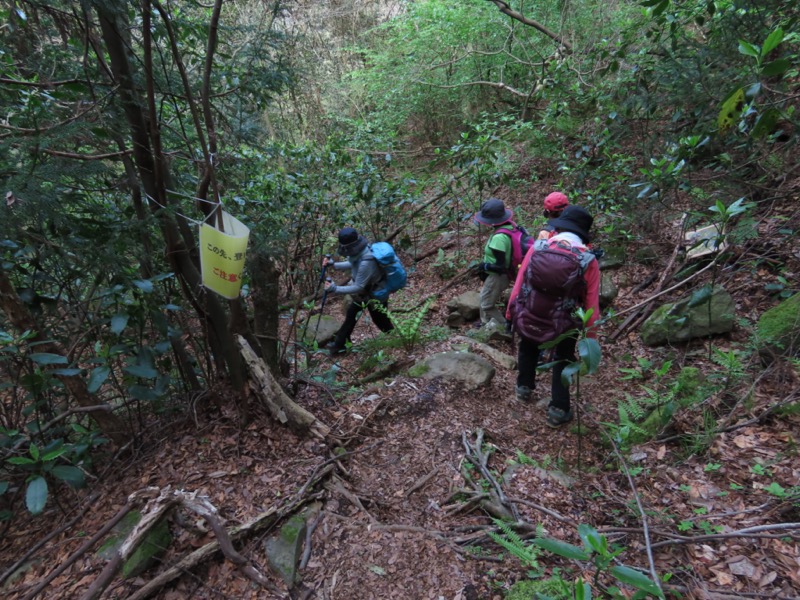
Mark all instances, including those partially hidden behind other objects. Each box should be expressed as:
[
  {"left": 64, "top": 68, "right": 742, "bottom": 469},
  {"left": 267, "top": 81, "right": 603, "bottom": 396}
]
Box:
[
  {"left": 756, "top": 293, "right": 800, "bottom": 357},
  {"left": 634, "top": 246, "right": 659, "bottom": 265},
  {"left": 408, "top": 363, "right": 430, "bottom": 377},
  {"left": 641, "top": 285, "right": 734, "bottom": 346},
  {"left": 598, "top": 244, "right": 626, "bottom": 270},
  {"left": 97, "top": 510, "right": 172, "bottom": 578}
]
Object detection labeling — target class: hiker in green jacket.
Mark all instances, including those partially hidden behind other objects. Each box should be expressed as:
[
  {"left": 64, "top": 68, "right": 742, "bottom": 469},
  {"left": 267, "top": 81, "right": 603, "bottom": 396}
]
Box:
[{"left": 473, "top": 198, "right": 515, "bottom": 325}]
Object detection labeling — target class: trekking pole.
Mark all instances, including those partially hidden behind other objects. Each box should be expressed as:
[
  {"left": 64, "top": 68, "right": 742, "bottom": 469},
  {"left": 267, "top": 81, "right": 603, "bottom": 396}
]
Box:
[
  {"left": 312, "top": 277, "right": 333, "bottom": 341},
  {"left": 300, "top": 254, "right": 332, "bottom": 345}
]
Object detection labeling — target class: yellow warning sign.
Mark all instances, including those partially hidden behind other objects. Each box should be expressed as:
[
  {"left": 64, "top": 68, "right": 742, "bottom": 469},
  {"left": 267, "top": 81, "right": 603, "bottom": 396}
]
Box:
[{"left": 199, "top": 211, "right": 250, "bottom": 299}]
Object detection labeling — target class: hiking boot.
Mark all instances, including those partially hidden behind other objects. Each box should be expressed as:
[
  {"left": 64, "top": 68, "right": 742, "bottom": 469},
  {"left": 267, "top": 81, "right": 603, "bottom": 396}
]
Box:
[
  {"left": 515, "top": 385, "right": 533, "bottom": 403},
  {"left": 324, "top": 341, "right": 346, "bottom": 355},
  {"left": 546, "top": 406, "right": 574, "bottom": 428}
]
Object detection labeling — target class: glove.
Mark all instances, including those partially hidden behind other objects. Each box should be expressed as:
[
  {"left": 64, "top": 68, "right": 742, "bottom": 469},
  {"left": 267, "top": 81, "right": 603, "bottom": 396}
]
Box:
[
  {"left": 482, "top": 261, "right": 505, "bottom": 274},
  {"left": 479, "top": 270, "right": 489, "bottom": 282}
]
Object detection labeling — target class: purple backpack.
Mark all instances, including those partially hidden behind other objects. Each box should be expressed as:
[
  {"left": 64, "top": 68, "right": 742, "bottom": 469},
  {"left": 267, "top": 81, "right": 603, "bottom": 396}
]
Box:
[
  {"left": 511, "top": 239, "right": 595, "bottom": 343},
  {"left": 494, "top": 222, "right": 534, "bottom": 277}
]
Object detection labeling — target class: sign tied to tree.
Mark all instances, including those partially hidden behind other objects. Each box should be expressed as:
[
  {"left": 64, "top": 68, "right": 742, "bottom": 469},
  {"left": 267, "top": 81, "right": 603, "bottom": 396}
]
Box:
[{"left": 199, "top": 211, "right": 250, "bottom": 299}]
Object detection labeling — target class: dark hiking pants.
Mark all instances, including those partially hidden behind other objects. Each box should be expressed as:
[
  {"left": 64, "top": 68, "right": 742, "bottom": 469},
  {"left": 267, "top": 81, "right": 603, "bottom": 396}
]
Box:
[
  {"left": 332, "top": 298, "right": 394, "bottom": 350},
  {"left": 517, "top": 334, "right": 577, "bottom": 412}
]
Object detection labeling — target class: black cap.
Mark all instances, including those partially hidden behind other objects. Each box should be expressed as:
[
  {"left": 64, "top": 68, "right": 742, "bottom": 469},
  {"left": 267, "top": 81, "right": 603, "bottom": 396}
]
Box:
[
  {"left": 548, "top": 205, "right": 593, "bottom": 243},
  {"left": 337, "top": 227, "right": 368, "bottom": 257}
]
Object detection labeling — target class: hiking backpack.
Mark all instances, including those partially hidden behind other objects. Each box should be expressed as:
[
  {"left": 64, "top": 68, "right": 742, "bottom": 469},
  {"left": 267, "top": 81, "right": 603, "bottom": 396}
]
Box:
[
  {"left": 368, "top": 242, "right": 407, "bottom": 301},
  {"left": 511, "top": 239, "right": 596, "bottom": 343},
  {"left": 494, "top": 222, "right": 534, "bottom": 277}
]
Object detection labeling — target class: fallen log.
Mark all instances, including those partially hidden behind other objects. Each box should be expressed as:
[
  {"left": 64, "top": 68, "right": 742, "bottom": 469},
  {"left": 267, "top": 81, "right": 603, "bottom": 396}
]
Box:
[{"left": 237, "top": 335, "right": 330, "bottom": 439}]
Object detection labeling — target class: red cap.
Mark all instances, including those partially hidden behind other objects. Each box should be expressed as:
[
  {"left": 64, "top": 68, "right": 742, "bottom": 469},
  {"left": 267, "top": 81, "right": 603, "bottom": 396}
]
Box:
[{"left": 544, "top": 192, "right": 569, "bottom": 212}]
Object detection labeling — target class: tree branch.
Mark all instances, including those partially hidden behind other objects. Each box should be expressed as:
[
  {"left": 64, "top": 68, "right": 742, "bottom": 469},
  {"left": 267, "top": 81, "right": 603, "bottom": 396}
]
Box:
[{"left": 486, "top": 0, "right": 573, "bottom": 52}]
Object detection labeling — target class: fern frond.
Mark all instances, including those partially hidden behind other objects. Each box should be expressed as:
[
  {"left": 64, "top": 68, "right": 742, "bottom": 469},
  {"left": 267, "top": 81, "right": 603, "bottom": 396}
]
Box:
[{"left": 488, "top": 519, "right": 540, "bottom": 569}]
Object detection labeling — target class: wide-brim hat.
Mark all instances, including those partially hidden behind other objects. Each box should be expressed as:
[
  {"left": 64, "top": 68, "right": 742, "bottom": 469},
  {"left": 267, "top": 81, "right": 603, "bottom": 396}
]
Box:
[
  {"left": 473, "top": 198, "right": 513, "bottom": 226},
  {"left": 337, "top": 227, "right": 368, "bottom": 257},
  {"left": 548, "top": 205, "right": 593, "bottom": 243}
]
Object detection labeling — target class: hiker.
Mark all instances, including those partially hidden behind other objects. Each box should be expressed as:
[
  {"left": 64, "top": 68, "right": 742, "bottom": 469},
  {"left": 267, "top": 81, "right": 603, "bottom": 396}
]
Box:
[
  {"left": 506, "top": 205, "right": 600, "bottom": 427},
  {"left": 537, "top": 192, "right": 570, "bottom": 240},
  {"left": 322, "top": 227, "right": 394, "bottom": 354},
  {"left": 473, "top": 198, "right": 518, "bottom": 326}
]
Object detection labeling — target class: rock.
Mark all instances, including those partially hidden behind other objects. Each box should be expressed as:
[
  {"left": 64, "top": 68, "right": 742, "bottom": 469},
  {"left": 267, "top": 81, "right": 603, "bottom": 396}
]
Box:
[
  {"left": 302, "top": 315, "right": 340, "bottom": 346},
  {"left": 634, "top": 246, "right": 659, "bottom": 265},
  {"left": 409, "top": 351, "right": 495, "bottom": 389},
  {"left": 482, "top": 319, "right": 512, "bottom": 343},
  {"left": 446, "top": 291, "right": 480, "bottom": 322},
  {"left": 265, "top": 504, "right": 320, "bottom": 585},
  {"left": 599, "top": 272, "right": 618, "bottom": 309},
  {"left": 640, "top": 285, "right": 735, "bottom": 346},
  {"left": 446, "top": 312, "right": 465, "bottom": 327},
  {"left": 97, "top": 510, "right": 172, "bottom": 578},
  {"left": 757, "top": 293, "right": 800, "bottom": 357},
  {"left": 597, "top": 245, "right": 625, "bottom": 269}
]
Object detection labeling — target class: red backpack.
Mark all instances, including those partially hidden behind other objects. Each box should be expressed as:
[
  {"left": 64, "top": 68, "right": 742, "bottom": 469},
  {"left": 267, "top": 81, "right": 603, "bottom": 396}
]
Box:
[
  {"left": 494, "top": 222, "right": 534, "bottom": 277},
  {"left": 511, "top": 239, "right": 595, "bottom": 343}
]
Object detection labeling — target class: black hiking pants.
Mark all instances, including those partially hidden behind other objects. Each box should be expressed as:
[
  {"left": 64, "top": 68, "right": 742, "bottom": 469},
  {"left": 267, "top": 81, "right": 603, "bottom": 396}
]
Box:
[
  {"left": 517, "top": 334, "right": 577, "bottom": 412},
  {"left": 331, "top": 298, "right": 393, "bottom": 350}
]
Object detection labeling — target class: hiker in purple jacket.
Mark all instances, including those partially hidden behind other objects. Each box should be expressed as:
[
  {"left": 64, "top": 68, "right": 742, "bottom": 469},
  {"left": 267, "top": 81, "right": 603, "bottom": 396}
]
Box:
[{"left": 322, "top": 227, "right": 393, "bottom": 354}]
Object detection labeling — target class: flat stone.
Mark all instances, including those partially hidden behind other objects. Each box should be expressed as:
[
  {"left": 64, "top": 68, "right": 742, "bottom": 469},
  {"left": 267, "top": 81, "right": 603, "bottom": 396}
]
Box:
[
  {"left": 410, "top": 351, "right": 495, "bottom": 389},
  {"left": 302, "top": 315, "right": 341, "bottom": 346},
  {"left": 641, "top": 285, "right": 735, "bottom": 346}
]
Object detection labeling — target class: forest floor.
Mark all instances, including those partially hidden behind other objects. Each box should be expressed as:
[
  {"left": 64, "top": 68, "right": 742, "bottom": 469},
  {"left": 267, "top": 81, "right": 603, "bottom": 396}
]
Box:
[{"left": 2, "top": 178, "right": 800, "bottom": 599}]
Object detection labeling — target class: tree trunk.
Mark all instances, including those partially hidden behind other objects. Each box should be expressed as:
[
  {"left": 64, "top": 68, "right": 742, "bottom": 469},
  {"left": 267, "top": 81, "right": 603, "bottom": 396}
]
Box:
[
  {"left": 249, "top": 250, "right": 281, "bottom": 371},
  {"left": 94, "top": 1, "right": 247, "bottom": 391}
]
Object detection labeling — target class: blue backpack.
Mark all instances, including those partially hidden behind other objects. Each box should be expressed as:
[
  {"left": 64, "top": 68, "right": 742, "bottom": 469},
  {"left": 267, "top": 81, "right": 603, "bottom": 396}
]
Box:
[{"left": 368, "top": 242, "right": 407, "bottom": 301}]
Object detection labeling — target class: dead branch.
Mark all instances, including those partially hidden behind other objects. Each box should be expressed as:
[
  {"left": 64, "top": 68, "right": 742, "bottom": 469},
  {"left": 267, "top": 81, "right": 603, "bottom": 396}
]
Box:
[
  {"left": 123, "top": 468, "right": 333, "bottom": 600},
  {"left": 325, "top": 476, "right": 377, "bottom": 523},
  {"left": 19, "top": 489, "right": 159, "bottom": 600},
  {"left": 81, "top": 488, "right": 181, "bottom": 600},
  {"left": 436, "top": 268, "right": 477, "bottom": 296},
  {"left": 452, "top": 336, "right": 516, "bottom": 370},
  {"left": 610, "top": 217, "right": 688, "bottom": 341},
  {"left": 4, "top": 492, "right": 98, "bottom": 591},
  {"left": 609, "top": 255, "right": 720, "bottom": 341},
  {"left": 42, "top": 149, "right": 132, "bottom": 160},
  {"left": 355, "top": 358, "right": 414, "bottom": 385},
  {"left": 412, "top": 78, "right": 529, "bottom": 97},
  {"left": 649, "top": 522, "right": 800, "bottom": 549},
  {"left": 606, "top": 439, "right": 664, "bottom": 598},
  {"left": 403, "top": 467, "right": 440, "bottom": 498},
  {"left": 504, "top": 496, "right": 576, "bottom": 525},
  {"left": 237, "top": 335, "right": 330, "bottom": 439},
  {"left": 462, "top": 429, "right": 519, "bottom": 522},
  {"left": 413, "top": 239, "right": 456, "bottom": 262},
  {"left": 176, "top": 491, "right": 276, "bottom": 590}
]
